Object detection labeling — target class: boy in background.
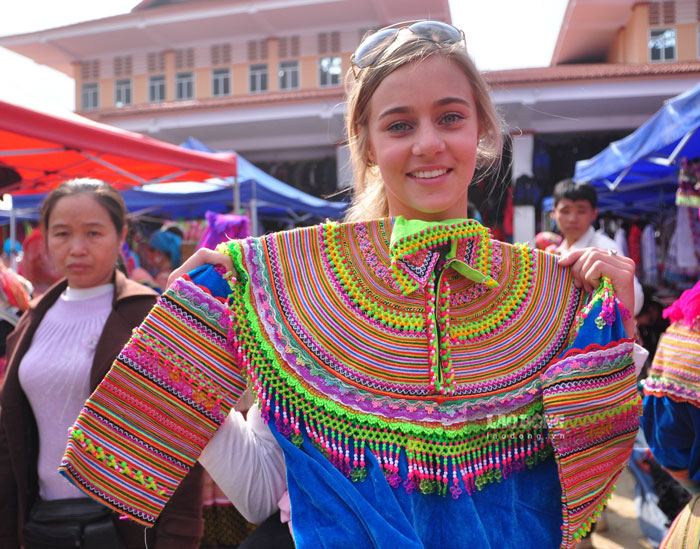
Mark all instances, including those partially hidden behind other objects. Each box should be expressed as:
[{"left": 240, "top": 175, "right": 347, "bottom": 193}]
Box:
[{"left": 552, "top": 178, "right": 644, "bottom": 316}]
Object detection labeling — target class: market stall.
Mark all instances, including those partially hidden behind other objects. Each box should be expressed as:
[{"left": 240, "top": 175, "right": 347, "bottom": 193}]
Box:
[
  {"left": 180, "top": 137, "right": 346, "bottom": 232},
  {"left": 0, "top": 99, "right": 237, "bottom": 192},
  {"left": 571, "top": 81, "right": 700, "bottom": 289},
  {"left": 573, "top": 81, "right": 700, "bottom": 213}
]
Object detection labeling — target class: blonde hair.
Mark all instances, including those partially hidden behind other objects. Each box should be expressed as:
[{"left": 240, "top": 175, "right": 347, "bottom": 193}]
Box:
[{"left": 344, "top": 34, "right": 504, "bottom": 222}]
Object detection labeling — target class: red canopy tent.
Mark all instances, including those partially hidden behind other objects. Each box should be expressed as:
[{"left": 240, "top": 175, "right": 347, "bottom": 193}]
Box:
[{"left": 0, "top": 99, "right": 237, "bottom": 194}]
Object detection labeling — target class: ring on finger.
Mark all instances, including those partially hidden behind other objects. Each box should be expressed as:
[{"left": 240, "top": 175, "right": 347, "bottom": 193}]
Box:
[{"left": 607, "top": 249, "right": 618, "bottom": 257}]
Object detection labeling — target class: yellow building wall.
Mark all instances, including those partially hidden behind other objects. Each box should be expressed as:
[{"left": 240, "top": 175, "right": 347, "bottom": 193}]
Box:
[
  {"left": 195, "top": 67, "right": 209, "bottom": 98},
  {"left": 607, "top": 4, "right": 700, "bottom": 64},
  {"left": 676, "top": 23, "right": 698, "bottom": 60},
  {"left": 260, "top": 58, "right": 280, "bottom": 93},
  {"left": 626, "top": 3, "right": 649, "bottom": 63},
  {"left": 133, "top": 75, "right": 147, "bottom": 105},
  {"left": 74, "top": 45, "right": 355, "bottom": 109},
  {"left": 300, "top": 56, "right": 317, "bottom": 89},
  {"left": 72, "top": 63, "right": 107, "bottom": 110},
  {"left": 340, "top": 52, "right": 351, "bottom": 79},
  {"left": 232, "top": 63, "right": 248, "bottom": 95},
  {"left": 101, "top": 78, "right": 114, "bottom": 109},
  {"left": 268, "top": 39, "right": 279, "bottom": 93},
  {"left": 608, "top": 27, "right": 625, "bottom": 63},
  {"left": 73, "top": 66, "right": 82, "bottom": 110},
  {"left": 164, "top": 51, "right": 175, "bottom": 103}
]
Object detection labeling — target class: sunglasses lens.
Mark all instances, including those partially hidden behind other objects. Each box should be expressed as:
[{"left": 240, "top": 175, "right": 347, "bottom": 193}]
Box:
[
  {"left": 408, "top": 21, "right": 462, "bottom": 45},
  {"left": 351, "top": 21, "right": 464, "bottom": 71},
  {"left": 353, "top": 28, "right": 398, "bottom": 68}
]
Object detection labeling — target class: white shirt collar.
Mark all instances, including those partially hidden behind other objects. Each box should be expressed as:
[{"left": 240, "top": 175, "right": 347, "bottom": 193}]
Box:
[
  {"left": 62, "top": 283, "right": 114, "bottom": 302},
  {"left": 557, "top": 226, "right": 595, "bottom": 254}
]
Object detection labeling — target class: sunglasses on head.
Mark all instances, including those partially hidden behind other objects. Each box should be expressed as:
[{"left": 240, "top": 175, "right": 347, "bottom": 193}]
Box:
[{"left": 351, "top": 20, "right": 465, "bottom": 71}]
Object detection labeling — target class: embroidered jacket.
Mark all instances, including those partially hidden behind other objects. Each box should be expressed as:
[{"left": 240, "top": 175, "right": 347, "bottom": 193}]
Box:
[
  {"left": 643, "top": 321, "right": 700, "bottom": 492},
  {"left": 60, "top": 218, "right": 639, "bottom": 549}
]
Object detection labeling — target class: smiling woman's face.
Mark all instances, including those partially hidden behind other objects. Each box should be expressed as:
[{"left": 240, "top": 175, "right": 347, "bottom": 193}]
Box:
[
  {"left": 366, "top": 54, "right": 480, "bottom": 221},
  {"left": 45, "top": 193, "right": 126, "bottom": 288}
]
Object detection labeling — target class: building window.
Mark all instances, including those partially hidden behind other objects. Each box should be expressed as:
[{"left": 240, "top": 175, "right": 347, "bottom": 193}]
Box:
[
  {"left": 211, "top": 43, "right": 232, "bottom": 65},
  {"left": 81, "top": 83, "right": 99, "bottom": 110},
  {"left": 113, "top": 55, "right": 133, "bottom": 77},
  {"left": 175, "top": 48, "right": 195, "bottom": 69},
  {"left": 212, "top": 67, "right": 231, "bottom": 97},
  {"left": 649, "top": 28, "right": 676, "bottom": 61},
  {"left": 278, "top": 60, "right": 299, "bottom": 91},
  {"left": 114, "top": 78, "right": 132, "bottom": 107},
  {"left": 148, "top": 75, "right": 165, "bottom": 102},
  {"left": 318, "top": 31, "right": 341, "bottom": 54},
  {"left": 319, "top": 56, "right": 341, "bottom": 87},
  {"left": 278, "top": 36, "right": 300, "bottom": 58},
  {"left": 147, "top": 52, "right": 165, "bottom": 73},
  {"left": 249, "top": 63, "right": 268, "bottom": 93},
  {"left": 80, "top": 60, "right": 100, "bottom": 80},
  {"left": 175, "top": 72, "right": 194, "bottom": 100},
  {"left": 247, "top": 40, "right": 268, "bottom": 61},
  {"left": 648, "top": 1, "right": 676, "bottom": 25}
]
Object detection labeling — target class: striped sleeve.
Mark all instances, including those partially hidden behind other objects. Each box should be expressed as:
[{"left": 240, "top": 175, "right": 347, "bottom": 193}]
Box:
[
  {"left": 59, "top": 266, "right": 246, "bottom": 526},
  {"left": 541, "top": 280, "right": 640, "bottom": 548}
]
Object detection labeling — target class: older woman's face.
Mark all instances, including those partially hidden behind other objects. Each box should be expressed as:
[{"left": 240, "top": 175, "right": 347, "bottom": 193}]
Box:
[
  {"left": 366, "top": 54, "right": 479, "bottom": 221},
  {"left": 46, "top": 194, "right": 125, "bottom": 288}
]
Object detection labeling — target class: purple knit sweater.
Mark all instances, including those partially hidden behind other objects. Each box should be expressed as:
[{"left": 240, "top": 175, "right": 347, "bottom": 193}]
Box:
[{"left": 18, "top": 284, "right": 113, "bottom": 500}]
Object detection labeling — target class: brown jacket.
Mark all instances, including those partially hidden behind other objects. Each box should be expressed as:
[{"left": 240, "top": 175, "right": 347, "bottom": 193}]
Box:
[{"left": 0, "top": 271, "right": 204, "bottom": 548}]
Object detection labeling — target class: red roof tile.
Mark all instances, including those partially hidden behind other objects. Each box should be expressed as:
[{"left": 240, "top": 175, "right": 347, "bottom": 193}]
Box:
[{"left": 483, "top": 62, "right": 700, "bottom": 87}]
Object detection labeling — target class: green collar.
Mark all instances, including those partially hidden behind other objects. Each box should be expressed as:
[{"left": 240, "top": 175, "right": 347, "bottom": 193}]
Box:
[{"left": 389, "top": 216, "right": 498, "bottom": 295}]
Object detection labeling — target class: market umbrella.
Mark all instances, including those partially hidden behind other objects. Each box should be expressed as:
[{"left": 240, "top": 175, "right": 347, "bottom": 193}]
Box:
[
  {"left": 0, "top": 99, "right": 237, "bottom": 193},
  {"left": 573, "top": 81, "right": 700, "bottom": 193}
]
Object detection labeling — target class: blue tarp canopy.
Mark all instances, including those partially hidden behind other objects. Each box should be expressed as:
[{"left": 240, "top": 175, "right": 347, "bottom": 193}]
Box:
[
  {"left": 3, "top": 142, "right": 347, "bottom": 221},
  {"left": 4, "top": 181, "right": 238, "bottom": 220},
  {"left": 571, "top": 81, "right": 700, "bottom": 216},
  {"left": 574, "top": 81, "right": 700, "bottom": 189},
  {"left": 180, "top": 137, "right": 346, "bottom": 220}
]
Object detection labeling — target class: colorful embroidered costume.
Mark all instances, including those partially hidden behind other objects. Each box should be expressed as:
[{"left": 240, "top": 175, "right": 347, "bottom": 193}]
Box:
[
  {"left": 642, "top": 280, "right": 700, "bottom": 548},
  {"left": 60, "top": 218, "right": 639, "bottom": 549},
  {"left": 642, "top": 309, "right": 700, "bottom": 492}
]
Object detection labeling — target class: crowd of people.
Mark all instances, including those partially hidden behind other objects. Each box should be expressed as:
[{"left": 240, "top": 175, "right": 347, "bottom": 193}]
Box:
[{"left": 0, "top": 19, "right": 697, "bottom": 549}]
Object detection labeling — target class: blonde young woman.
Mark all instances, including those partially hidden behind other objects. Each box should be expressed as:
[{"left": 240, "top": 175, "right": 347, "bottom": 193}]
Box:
[{"left": 61, "top": 23, "right": 640, "bottom": 549}]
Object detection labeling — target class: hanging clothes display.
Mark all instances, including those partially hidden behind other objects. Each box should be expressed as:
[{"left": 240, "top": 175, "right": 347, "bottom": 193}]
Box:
[
  {"left": 664, "top": 206, "right": 700, "bottom": 288},
  {"left": 197, "top": 211, "right": 250, "bottom": 251},
  {"left": 675, "top": 157, "right": 700, "bottom": 208},
  {"left": 614, "top": 225, "right": 630, "bottom": 257},
  {"left": 641, "top": 225, "right": 660, "bottom": 287},
  {"left": 627, "top": 224, "right": 643, "bottom": 274}
]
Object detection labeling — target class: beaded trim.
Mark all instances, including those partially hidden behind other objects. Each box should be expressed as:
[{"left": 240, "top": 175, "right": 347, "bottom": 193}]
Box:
[
  {"left": 230, "top": 272, "right": 553, "bottom": 496},
  {"left": 389, "top": 218, "right": 496, "bottom": 295},
  {"left": 229, "top": 220, "right": 582, "bottom": 412},
  {"left": 572, "top": 277, "right": 631, "bottom": 338}
]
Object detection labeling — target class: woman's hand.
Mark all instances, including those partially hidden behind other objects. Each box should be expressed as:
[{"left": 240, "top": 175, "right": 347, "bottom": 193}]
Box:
[
  {"left": 166, "top": 248, "right": 234, "bottom": 289},
  {"left": 558, "top": 247, "right": 636, "bottom": 338}
]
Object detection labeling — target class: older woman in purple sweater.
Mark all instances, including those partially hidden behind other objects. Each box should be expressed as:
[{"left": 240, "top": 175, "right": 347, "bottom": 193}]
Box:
[{"left": 0, "top": 178, "right": 204, "bottom": 549}]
